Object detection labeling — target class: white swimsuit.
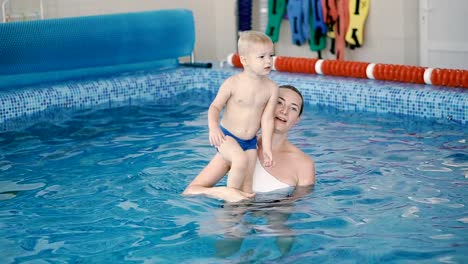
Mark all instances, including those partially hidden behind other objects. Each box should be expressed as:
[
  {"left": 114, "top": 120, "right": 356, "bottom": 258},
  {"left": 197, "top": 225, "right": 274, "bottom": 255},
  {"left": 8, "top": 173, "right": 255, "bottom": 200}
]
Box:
[{"left": 252, "top": 158, "right": 293, "bottom": 193}]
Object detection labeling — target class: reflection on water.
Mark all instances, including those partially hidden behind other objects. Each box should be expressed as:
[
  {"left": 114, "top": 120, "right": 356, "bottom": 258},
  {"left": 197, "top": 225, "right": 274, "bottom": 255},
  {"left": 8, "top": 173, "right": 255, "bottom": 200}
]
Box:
[{"left": 0, "top": 96, "right": 466, "bottom": 263}]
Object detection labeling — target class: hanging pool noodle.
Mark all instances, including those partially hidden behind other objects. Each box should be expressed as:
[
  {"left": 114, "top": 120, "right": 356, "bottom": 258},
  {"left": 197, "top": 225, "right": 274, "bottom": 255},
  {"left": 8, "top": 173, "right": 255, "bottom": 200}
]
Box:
[
  {"left": 258, "top": 0, "right": 268, "bottom": 33},
  {"left": 238, "top": 0, "right": 253, "bottom": 31}
]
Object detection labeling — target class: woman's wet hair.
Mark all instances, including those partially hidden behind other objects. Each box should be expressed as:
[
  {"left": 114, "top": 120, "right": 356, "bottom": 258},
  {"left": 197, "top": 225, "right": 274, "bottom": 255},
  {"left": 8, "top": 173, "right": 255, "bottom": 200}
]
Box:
[{"left": 279, "top": 85, "right": 304, "bottom": 116}]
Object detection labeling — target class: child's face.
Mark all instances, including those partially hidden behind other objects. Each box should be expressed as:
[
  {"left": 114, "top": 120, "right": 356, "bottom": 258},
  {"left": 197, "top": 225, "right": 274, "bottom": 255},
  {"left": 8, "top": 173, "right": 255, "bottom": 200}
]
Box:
[{"left": 243, "top": 42, "right": 274, "bottom": 76}]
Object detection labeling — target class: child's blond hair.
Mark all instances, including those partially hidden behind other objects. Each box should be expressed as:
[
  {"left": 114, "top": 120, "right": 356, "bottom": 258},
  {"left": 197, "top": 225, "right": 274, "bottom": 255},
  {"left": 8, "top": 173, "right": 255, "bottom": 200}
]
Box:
[{"left": 237, "top": 31, "right": 273, "bottom": 56}]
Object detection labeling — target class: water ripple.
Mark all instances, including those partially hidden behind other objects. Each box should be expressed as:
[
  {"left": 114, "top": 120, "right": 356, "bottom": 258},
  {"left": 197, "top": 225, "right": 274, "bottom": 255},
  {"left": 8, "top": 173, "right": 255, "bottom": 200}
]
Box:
[
  {"left": 0, "top": 180, "right": 45, "bottom": 193},
  {"left": 0, "top": 98, "right": 467, "bottom": 262},
  {"left": 408, "top": 196, "right": 450, "bottom": 204}
]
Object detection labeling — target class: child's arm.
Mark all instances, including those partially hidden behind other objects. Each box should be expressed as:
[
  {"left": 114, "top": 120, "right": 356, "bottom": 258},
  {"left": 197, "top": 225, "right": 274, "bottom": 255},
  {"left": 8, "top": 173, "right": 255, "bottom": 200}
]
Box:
[
  {"left": 260, "top": 83, "right": 279, "bottom": 167},
  {"left": 208, "top": 79, "right": 232, "bottom": 147}
]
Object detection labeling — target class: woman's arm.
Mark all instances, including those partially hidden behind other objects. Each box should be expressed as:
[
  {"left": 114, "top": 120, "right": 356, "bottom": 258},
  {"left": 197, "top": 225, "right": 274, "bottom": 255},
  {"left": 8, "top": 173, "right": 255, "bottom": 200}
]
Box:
[
  {"left": 183, "top": 154, "right": 229, "bottom": 193},
  {"left": 185, "top": 186, "right": 254, "bottom": 202}
]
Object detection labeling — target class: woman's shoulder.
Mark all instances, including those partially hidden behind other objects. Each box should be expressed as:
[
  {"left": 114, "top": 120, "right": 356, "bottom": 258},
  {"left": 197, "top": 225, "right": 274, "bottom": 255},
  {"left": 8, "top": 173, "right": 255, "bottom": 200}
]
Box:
[
  {"left": 286, "top": 143, "right": 313, "bottom": 162},
  {"left": 286, "top": 144, "right": 316, "bottom": 185}
]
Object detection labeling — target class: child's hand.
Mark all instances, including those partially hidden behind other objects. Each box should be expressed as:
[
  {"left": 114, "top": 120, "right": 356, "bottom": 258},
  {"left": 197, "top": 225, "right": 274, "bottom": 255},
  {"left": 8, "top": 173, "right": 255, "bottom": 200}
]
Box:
[
  {"left": 209, "top": 127, "right": 225, "bottom": 147},
  {"left": 263, "top": 150, "right": 274, "bottom": 167}
]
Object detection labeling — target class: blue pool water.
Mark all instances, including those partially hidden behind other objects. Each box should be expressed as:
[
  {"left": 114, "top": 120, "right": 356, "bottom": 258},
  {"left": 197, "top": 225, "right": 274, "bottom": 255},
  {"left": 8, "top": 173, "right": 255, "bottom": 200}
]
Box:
[{"left": 0, "top": 90, "right": 467, "bottom": 263}]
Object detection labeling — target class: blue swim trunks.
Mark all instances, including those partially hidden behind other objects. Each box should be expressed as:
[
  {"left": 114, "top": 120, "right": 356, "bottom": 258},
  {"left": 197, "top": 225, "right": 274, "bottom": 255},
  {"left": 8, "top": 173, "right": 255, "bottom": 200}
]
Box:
[{"left": 220, "top": 126, "right": 257, "bottom": 151}]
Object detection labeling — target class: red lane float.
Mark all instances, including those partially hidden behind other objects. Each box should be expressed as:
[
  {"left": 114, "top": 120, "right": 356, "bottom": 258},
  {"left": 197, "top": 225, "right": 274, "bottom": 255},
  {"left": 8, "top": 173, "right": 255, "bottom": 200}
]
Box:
[
  {"left": 228, "top": 53, "right": 243, "bottom": 68},
  {"left": 372, "top": 64, "right": 426, "bottom": 84},
  {"left": 321, "top": 60, "right": 369, "bottom": 79},
  {"left": 430, "top": 68, "right": 468, "bottom": 88},
  {"left": 226, "top": 53, "right": 468, "bottom": 88},
  {"left": 275, "top": 56, "right": 318, "bottom": 74}
]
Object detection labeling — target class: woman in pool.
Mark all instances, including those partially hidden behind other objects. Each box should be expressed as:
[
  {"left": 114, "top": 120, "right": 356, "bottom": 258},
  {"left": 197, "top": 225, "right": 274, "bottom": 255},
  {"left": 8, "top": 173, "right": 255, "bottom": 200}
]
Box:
[{"left": 183, "top": 85, "right": 316, "bottom": 202}]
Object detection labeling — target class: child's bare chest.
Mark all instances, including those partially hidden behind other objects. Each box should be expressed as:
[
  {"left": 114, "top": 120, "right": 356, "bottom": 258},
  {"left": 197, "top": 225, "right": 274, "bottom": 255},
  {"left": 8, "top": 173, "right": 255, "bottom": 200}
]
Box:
[{"left": 231, "top": 86, "right": 269, "bottom": 107}]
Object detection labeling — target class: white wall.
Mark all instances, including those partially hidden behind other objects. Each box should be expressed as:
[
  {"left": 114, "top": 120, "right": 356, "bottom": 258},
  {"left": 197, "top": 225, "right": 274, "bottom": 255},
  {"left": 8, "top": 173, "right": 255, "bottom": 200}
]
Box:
[
  {"left": 420, "top": 0, "right": 468, "bottom": 69},
  {"left": 2, "top": 0, "right": 420, "bottom": 65},
  {"left": 250, "top": 0, "right": 420, "bottom": 65}
]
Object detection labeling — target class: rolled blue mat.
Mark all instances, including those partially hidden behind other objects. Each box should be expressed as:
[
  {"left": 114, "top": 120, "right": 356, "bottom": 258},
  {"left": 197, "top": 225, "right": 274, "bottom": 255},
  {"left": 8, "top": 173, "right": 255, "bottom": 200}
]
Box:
[{"left": 0, "top": 9, "right": 195, "bottom": 89}]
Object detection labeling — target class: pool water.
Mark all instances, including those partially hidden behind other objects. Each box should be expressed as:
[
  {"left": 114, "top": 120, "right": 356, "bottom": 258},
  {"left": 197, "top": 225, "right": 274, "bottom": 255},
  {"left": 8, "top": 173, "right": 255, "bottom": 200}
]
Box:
[{"left": 0, "top": 91, "right": 467, "bottom": 263}]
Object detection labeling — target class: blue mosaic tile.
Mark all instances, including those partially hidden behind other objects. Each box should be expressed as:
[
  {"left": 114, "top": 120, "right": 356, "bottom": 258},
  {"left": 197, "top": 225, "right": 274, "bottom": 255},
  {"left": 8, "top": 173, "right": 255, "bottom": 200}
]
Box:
[
  {"left": 0, "top": 67, "right": 466, "bottom": 131},
  {"left": 258, "top": 70, "right": 467, "bottom": 124}
]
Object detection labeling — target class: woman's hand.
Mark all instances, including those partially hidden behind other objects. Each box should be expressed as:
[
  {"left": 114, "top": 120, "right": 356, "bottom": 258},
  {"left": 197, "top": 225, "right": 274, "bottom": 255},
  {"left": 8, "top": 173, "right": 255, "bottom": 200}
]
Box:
[{"left": 211, "top": 187, "right": 255, "bottom": 203}]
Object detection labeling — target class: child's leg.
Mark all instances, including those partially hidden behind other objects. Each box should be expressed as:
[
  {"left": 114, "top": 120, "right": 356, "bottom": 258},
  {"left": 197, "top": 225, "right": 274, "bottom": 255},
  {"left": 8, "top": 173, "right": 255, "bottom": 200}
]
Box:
[
  {"left": 242, "top": 149, "right": 258, "bottom": 193},
  {"left": 217, "top": 136, "right": 248, "bottom": 189}
]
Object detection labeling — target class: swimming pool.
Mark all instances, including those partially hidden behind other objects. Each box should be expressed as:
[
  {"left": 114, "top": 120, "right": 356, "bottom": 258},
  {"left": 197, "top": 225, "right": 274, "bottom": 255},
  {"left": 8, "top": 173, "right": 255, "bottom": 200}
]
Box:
[{"left": 0, "top": 66, "right": 467, "bottom": 262}]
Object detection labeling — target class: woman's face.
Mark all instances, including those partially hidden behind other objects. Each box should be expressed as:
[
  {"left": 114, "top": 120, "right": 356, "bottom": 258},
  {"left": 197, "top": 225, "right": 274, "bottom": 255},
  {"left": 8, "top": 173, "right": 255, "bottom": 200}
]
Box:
[{"left": 274, "top": 88, "right": 302, "bottom": 133}]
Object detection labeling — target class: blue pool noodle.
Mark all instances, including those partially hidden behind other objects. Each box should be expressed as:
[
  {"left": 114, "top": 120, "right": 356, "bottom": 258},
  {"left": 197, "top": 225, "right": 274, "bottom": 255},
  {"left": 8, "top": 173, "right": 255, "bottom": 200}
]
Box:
[{"left": 0, "top": 9, "right": 195, "bottom": 89}]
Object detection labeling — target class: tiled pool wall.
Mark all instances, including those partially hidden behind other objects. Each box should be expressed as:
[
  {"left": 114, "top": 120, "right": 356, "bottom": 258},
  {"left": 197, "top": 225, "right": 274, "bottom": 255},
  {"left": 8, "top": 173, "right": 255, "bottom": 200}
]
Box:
[
  {"left": 0, "top": 67, "right": 466, "bottom": 131},
  {"left": 0, "top": 68, "right": 216, "bottom": 131},
  {"left": 269, "top": 71, "right": 467, "bottom": 123}
]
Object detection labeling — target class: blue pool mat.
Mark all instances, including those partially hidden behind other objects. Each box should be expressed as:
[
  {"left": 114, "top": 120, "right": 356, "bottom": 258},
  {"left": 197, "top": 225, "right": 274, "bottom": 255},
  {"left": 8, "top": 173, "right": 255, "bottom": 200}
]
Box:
[{"left": 0, "top": 9, "right": 195, "bottom": 89}]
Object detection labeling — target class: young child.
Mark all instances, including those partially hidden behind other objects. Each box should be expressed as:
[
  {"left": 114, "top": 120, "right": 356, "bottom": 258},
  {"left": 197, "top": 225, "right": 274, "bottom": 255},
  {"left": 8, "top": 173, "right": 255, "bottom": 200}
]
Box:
[{"left": 208, "top": 30, "right": 278, "bottom": 193}]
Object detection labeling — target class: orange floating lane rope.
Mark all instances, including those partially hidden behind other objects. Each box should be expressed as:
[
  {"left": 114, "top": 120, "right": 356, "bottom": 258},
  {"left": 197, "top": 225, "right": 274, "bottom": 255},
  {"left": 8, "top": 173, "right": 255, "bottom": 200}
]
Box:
[
  {"left": 373, "top": 64, "right": 426, "bottom": 85},
  {"left": 274, "top": 56, "right": 287, "bottom": 72},
  {"left": 431, "top": 69, "right": 468, "bottom": 88},
  {"left": 231, "top": 53, "right": 243, "bottom": 68},
  {"left": 273, "top": 56, "right": 318, "bottom": 74},
  {"left": 226, "top": 53, "right": 467, "bottom": 88},
  {"left": 321, "top": 60, "right": 369, "bottom": 78}
]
